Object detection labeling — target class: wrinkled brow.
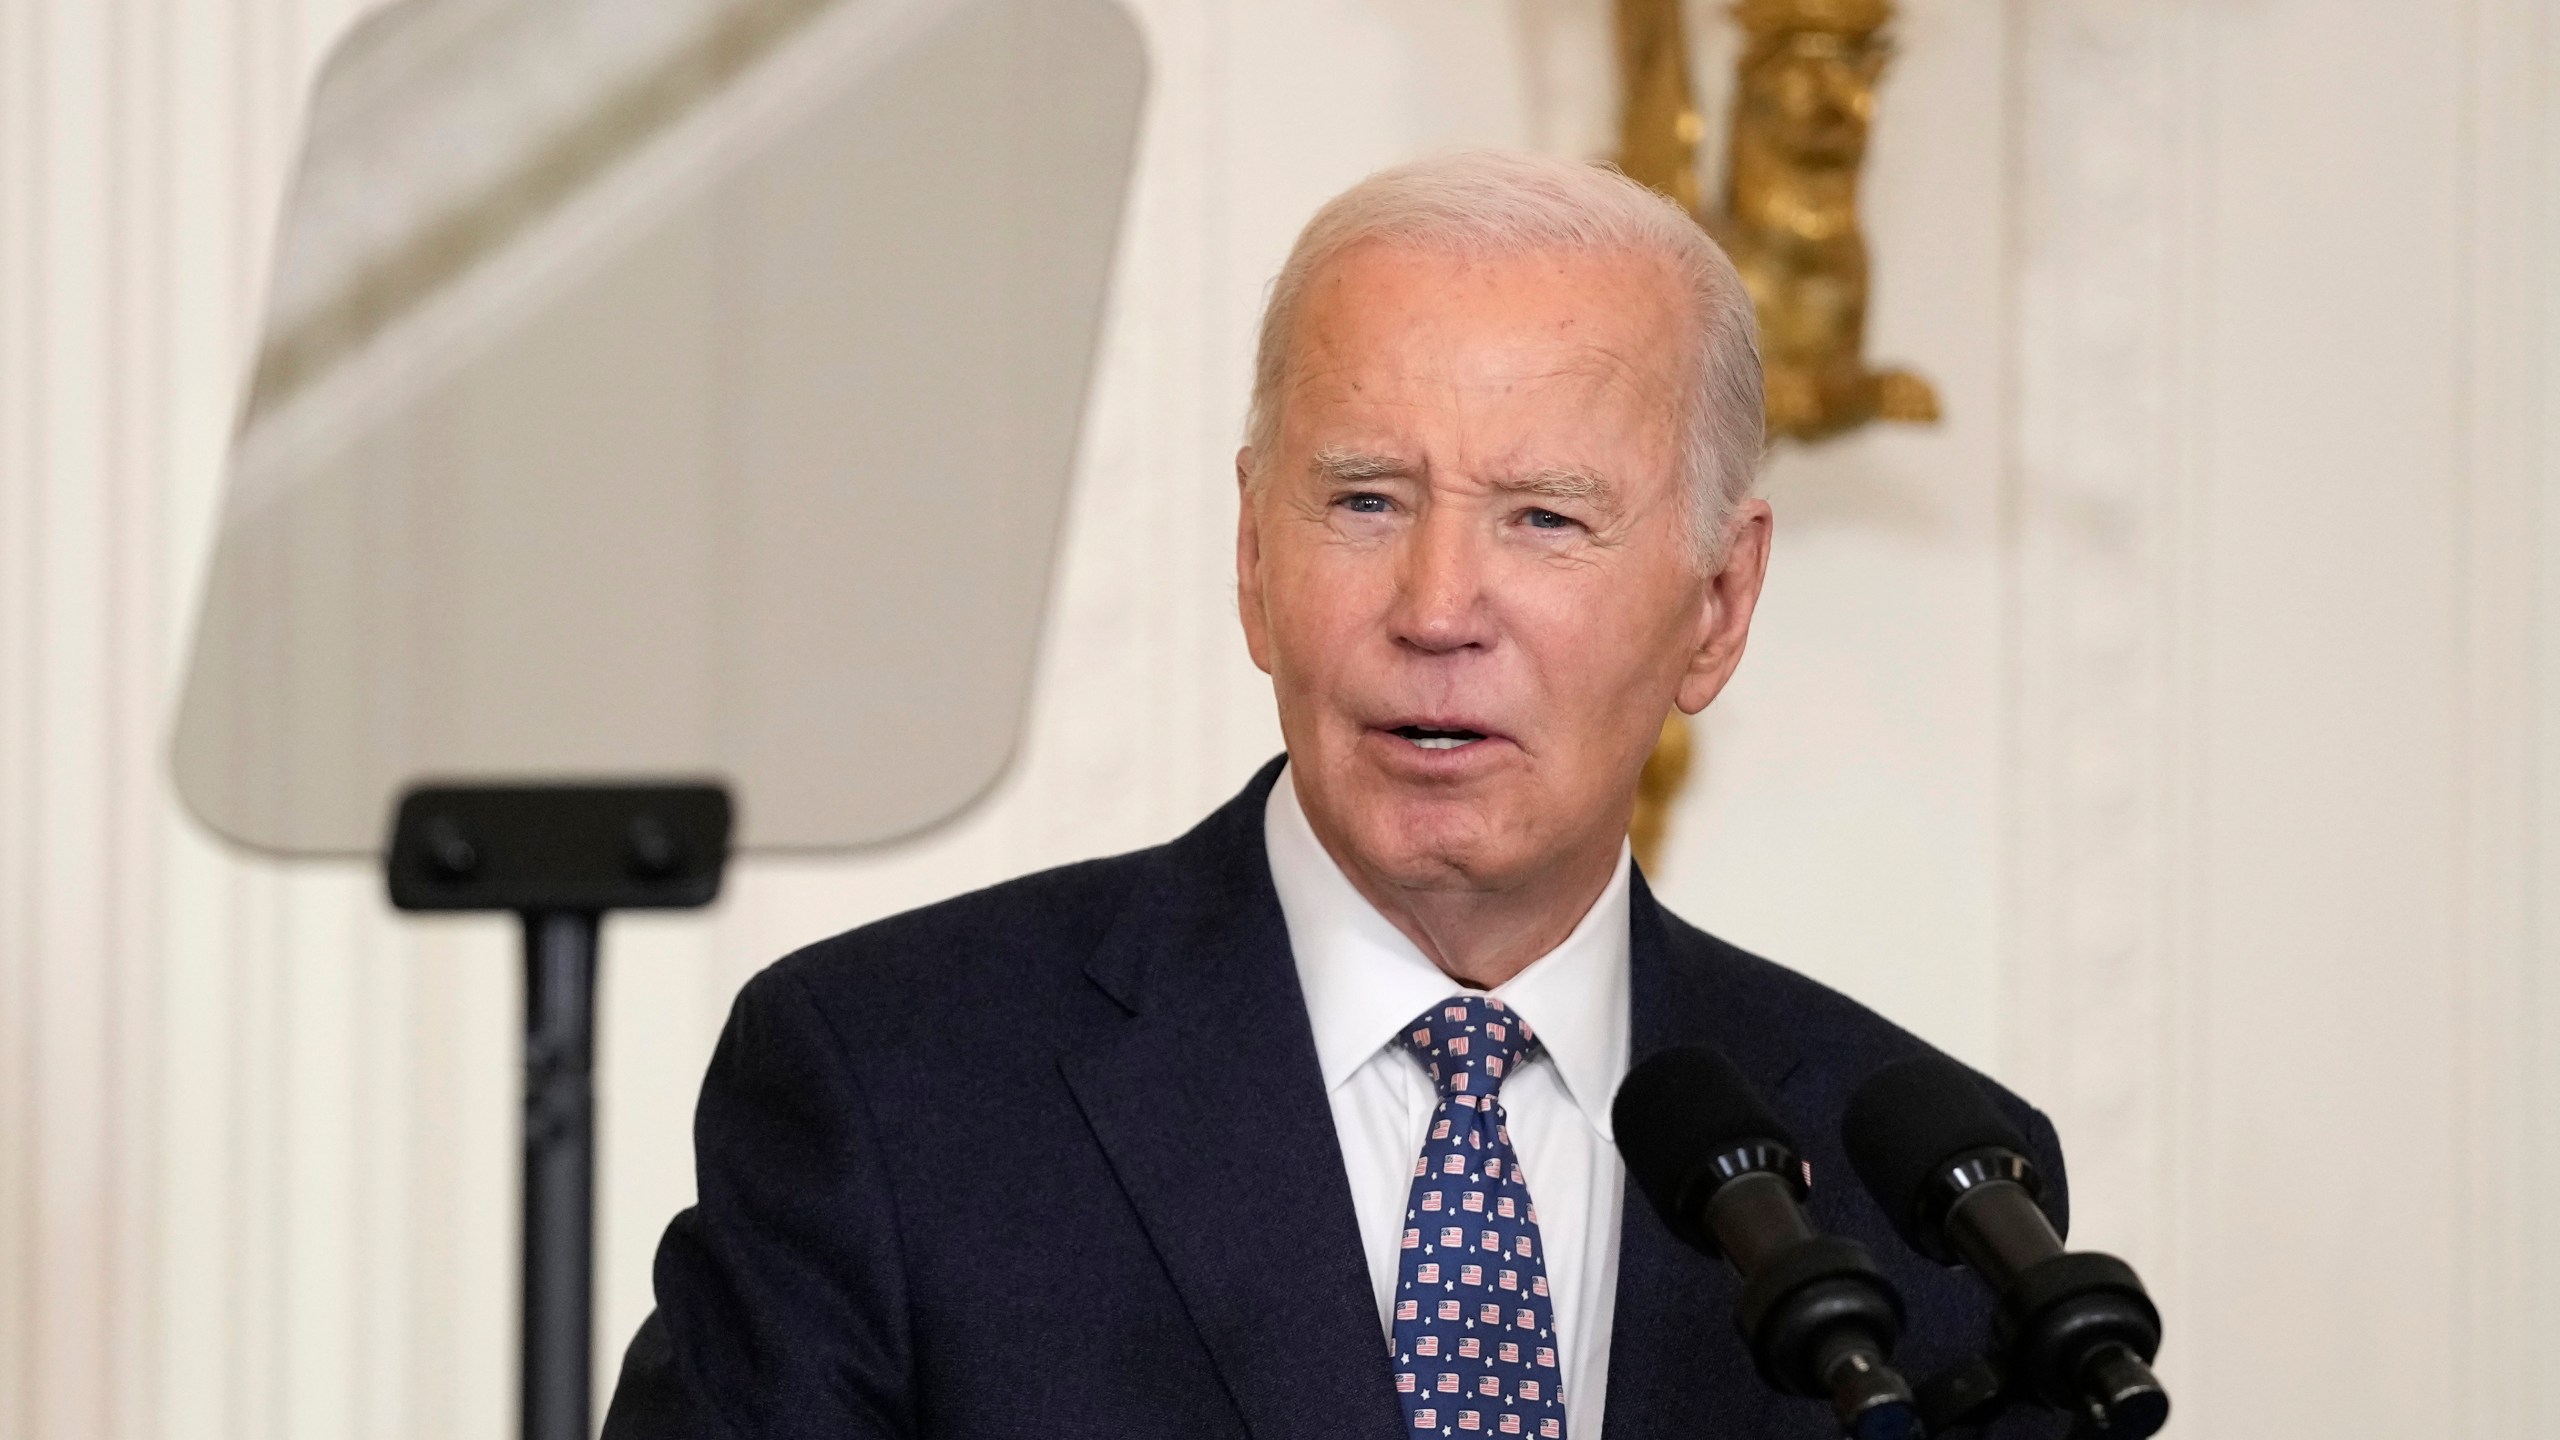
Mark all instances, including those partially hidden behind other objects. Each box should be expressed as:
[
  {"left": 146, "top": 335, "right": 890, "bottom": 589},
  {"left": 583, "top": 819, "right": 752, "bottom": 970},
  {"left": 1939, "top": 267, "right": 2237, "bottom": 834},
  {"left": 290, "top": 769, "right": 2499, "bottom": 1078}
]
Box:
[
  {"left": 1308, "top": 451, "right": 1620, "bottom": 511},
  {"left": 1497, "top": 467, "right": 1618, "bottom": 508},
  {"left": 1310, "top": 448, "right": 1414, "bottom": 483}
]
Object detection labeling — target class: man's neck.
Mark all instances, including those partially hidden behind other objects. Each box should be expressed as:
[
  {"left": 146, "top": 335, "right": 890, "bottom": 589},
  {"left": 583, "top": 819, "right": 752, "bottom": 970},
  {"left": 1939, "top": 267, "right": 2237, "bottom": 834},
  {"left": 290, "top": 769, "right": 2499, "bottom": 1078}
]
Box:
[{"left": 1311, "top": 821, "right": 1627, "bottom": 991}]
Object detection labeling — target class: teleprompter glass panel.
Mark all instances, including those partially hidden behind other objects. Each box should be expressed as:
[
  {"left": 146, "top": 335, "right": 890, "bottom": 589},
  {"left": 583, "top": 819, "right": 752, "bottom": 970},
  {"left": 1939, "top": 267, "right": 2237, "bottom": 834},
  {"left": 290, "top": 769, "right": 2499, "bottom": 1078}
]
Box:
[{"left": 172, "top": 0, "right": 1146, "bottom": 854}]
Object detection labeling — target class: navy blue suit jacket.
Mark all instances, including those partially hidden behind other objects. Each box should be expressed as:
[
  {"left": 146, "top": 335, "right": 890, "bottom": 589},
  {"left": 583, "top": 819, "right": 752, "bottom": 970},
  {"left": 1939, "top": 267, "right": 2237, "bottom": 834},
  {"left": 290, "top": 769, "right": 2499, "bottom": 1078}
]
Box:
[{"left": 603, "top": 760, "right": 2069, "bottom": 1439}]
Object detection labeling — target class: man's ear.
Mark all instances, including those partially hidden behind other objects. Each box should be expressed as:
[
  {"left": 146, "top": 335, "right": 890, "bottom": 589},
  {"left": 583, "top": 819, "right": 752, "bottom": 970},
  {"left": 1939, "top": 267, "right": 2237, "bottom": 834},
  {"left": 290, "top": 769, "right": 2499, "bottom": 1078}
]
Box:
[
  {"left": 1674, "top": 497, "right": 1772, "bottom": 714},
  {"left": 1235, "top": 447, "right": 1274, "bottom": 676}
]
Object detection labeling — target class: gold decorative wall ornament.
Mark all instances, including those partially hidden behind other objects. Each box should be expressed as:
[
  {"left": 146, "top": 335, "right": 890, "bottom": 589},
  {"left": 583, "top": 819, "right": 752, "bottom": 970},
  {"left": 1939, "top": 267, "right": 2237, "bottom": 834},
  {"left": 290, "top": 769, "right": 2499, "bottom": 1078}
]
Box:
[
  {"left": 1614, "top": 0, "right": 1937, "bottom": 442},
  {"left": 1612, "top": 0, "right": 1708, "bottom": 219},
  {"left": 1630, "top": 710, "right": 1692, "bottom": 875},
  {"left": 1719, "top": 0, "right": 1936, "bottom": 439},
  {"left": 1618, "top": 0, "right": 1934, "bottom": 870}
]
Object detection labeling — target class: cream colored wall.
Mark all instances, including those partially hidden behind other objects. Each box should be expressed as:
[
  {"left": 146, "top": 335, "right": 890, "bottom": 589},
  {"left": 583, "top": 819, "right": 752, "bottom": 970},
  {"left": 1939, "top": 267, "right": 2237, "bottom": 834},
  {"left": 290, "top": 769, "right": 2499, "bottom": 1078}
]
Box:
[
  {"left": 2000, "top": 5, "right": 2557, "bottom": 1431},
  {"left": 2, "top": 2, "right": 2554, "bottom": 1437}
]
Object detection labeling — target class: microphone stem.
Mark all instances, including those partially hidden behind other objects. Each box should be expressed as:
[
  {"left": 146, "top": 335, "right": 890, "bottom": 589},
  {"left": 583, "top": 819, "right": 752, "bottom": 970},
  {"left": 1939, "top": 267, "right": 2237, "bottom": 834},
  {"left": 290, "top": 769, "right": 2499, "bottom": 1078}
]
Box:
[
  {"left": 1704, "top": 1171, "right": 1817, "bottom": 1273},
  {"left": 1943, "top": 1179, "right": 2060, "bottom": 1292}
]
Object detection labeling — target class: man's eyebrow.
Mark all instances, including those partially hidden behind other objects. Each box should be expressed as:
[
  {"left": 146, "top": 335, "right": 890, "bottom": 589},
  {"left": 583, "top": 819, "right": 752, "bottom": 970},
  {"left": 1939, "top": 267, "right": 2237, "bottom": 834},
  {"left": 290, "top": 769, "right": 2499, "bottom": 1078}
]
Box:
[
  {"left": 1307, "top": 452, "right": 1618, "bottom": 507},
  {"left": 1310, "top": 449, "right": 1416, "bottom": 483},
  {"left": 1494, "top": 467, "right": 1617, "bottom": 506}
]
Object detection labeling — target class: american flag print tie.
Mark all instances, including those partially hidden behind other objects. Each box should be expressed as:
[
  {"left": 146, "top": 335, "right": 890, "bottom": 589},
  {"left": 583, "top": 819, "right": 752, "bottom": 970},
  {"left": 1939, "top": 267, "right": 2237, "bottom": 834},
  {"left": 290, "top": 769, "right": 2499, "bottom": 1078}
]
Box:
[{"left": 1391, "top": 994, "right": 1567, "bottom": 1439}]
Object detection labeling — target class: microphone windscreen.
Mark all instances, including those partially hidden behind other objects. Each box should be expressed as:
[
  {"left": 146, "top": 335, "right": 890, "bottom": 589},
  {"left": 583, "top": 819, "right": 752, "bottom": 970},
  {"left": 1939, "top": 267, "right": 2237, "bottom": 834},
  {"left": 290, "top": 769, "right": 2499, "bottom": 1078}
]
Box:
[
  {"left": 1841, "top": 1053, "right": 2032, "bottom": 1251},
  {"left": 1612, "top": 1045, "right": 1797, "bottom": 1246}
]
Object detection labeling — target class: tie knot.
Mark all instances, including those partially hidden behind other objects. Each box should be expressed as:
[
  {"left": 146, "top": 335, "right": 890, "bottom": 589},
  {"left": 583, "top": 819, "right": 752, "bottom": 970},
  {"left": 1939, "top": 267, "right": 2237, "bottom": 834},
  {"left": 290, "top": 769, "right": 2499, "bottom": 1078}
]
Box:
[{"left": 1399, "top": 994, "right": 1538, "bottom": 1103}]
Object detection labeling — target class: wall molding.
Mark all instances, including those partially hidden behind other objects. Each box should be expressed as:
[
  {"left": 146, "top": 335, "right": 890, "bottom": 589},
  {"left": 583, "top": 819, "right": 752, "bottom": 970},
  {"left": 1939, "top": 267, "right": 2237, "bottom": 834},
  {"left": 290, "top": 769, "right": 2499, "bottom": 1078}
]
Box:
[
  {"left": 2449, "top": 0, "right": 2547, "bottom": 1425},
  {"left": 2009, "top": 2, "right": 2555, "bottom": 1433},
  {"left": 2004, "top": 0, "right": 2197, "bottom": 1281}
]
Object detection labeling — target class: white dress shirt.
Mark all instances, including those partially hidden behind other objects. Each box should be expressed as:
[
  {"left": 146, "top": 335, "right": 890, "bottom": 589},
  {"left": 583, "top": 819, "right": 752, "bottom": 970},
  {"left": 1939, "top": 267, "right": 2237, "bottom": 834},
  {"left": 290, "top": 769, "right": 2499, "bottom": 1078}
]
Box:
[{"left": 1265, "top": 765, "right": 1631, "bottom": 1438}]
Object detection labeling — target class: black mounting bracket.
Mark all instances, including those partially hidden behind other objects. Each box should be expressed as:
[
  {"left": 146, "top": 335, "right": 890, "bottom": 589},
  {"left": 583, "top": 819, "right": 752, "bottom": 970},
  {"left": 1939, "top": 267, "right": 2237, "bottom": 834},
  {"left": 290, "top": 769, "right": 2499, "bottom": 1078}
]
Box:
[
  {"left": 389, "top": 783, "right": 731, "bottom": 912},
  {"left": 387, "top": 781, "right": 732, "bottom": 1440}
]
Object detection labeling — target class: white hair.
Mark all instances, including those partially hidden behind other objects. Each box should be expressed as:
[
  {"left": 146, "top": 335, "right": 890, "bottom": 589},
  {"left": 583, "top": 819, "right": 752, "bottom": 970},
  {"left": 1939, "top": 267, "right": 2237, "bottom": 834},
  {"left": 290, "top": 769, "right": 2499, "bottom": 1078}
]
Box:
[{"left": 1243, "top": 149, "right": 1765, "bottom": 561}]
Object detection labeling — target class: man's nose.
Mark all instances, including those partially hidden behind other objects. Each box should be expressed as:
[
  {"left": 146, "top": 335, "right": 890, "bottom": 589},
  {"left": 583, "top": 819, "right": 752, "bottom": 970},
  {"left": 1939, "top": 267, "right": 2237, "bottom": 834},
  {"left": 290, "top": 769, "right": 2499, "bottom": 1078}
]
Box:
[{"left": 1390, "top": 507, "right": 1494, "bottom": 654}]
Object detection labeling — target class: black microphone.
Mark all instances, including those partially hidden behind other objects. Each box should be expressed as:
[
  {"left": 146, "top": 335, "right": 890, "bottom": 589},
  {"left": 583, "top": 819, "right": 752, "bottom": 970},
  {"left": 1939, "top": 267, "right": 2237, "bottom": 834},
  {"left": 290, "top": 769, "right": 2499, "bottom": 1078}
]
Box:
[
  {"left": 1614, "top": 1046, "right": 1920, "bottom": 1440},
  {"left": 1842, "top": 1055, "right": 2169, "bottom": 1437}
]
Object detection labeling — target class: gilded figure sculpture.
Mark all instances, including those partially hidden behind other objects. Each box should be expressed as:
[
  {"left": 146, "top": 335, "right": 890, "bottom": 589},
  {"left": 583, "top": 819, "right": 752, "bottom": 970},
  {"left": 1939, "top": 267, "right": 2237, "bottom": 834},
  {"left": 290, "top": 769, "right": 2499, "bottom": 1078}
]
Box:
[
  {"left": 1617, "top": 0, "right": 1934, "bottom": 870},
  {"left": 1612, "top": 0, "right": 1708, "bottom": 220},
  {"left": 1616, "top": 0, "right": 1937, "bottom": 444},
  {"left": 1628, "top": 709, "right": 1692, "bottom": 876},
  {"left": 1716, "top": 0, "right": 1937, "bottom": 439}
]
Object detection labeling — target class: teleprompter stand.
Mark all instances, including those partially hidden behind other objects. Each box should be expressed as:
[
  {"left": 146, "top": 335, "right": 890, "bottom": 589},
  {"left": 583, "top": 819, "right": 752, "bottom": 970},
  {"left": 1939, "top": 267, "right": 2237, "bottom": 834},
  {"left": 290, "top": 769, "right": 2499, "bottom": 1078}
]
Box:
[
  {"left": 388, "top": 784, "right": 733, "bottom": 1440},
  {"left": 170, "top": 7, "right": 1145, "bottom": 1439}
]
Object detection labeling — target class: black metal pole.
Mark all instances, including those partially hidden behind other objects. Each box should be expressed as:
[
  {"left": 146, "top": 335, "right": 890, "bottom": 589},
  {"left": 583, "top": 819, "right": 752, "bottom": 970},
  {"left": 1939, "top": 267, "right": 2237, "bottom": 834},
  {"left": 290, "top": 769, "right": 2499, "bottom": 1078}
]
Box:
[
  {"left": 390, "top": 785, "right": 727, "bottom": 1440},
  {"left": 522, "top": 909, "right": 601, "bottom": 1440}
]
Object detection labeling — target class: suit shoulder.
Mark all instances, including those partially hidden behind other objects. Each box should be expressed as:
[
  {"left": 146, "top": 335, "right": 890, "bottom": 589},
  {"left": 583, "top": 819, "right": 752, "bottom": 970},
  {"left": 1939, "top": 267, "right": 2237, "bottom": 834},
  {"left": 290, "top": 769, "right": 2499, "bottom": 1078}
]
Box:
[
  {"left": 1655, "top": 908, "right": 2069, "bottom": 1210},
  {"left": 1660, "top": 908, "right": 1934, "bottom": 1064}
]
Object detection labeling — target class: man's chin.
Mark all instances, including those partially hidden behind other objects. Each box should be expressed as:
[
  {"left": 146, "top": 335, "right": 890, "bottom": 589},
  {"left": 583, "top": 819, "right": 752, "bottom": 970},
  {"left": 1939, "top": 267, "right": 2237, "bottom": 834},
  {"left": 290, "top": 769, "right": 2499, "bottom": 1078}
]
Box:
[
  {"left": 1335, "top": 802, "right": 1532, "bottom": 893},
  {"left": 1294, "top": 738, "right": 1552, "bottom": 886}
]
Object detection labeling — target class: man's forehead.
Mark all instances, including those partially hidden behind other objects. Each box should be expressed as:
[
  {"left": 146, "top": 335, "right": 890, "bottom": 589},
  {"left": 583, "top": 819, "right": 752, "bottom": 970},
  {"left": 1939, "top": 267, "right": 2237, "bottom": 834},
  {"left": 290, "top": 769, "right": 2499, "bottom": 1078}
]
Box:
[
  {"left": 1278, "top": 361, "right": 1679, "bottom": 494},
  {"left": 1279, "top": 326, "right": 1681, "bottom": 462},
  {"left": 1281, "top": 243, "right": 1689, "bottom": 408},
  {"left": 1309, "top": 242, "right": 1677, "bottom": 318},
  {"left": 1287, "top": 332, "right": 1662, "bottom": 399}
]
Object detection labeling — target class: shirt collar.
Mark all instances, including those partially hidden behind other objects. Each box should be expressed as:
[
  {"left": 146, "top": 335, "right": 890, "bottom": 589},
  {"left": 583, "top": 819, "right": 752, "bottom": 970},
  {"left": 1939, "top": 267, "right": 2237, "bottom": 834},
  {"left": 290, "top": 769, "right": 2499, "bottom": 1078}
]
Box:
[{"left": 1265, "top": 762, "right": 1634, "bottom": 1141}]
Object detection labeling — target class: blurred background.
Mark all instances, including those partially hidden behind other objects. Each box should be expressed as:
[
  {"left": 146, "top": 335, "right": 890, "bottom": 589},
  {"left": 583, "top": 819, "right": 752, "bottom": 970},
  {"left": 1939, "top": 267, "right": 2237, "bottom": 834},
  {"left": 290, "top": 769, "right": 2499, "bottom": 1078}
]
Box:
[{"left": 3, "top": 1, "right": 2557, "bottom": 1437}]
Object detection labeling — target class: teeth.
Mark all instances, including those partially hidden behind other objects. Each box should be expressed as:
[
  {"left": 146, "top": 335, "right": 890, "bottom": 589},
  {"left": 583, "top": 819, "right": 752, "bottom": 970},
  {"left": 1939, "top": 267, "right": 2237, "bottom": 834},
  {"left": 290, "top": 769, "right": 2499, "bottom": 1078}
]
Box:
[{"left": 1408, "top": 735, "right": 1474, "bottom": 750}]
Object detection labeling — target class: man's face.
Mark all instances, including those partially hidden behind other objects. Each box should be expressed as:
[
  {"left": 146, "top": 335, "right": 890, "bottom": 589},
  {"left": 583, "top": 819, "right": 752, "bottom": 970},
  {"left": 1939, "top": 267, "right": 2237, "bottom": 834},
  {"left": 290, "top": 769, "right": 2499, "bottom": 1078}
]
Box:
[{"left": 1237, "top": 240, "right": 1768, "bottom": 895}]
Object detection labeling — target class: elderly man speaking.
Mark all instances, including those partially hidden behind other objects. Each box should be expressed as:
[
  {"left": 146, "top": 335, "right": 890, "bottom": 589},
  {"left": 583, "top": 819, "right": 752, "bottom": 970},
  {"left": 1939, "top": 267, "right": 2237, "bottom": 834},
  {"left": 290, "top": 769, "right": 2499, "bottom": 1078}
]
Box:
[{"left": 604, "top": 151, "right": 2067, "bottom": 1440}]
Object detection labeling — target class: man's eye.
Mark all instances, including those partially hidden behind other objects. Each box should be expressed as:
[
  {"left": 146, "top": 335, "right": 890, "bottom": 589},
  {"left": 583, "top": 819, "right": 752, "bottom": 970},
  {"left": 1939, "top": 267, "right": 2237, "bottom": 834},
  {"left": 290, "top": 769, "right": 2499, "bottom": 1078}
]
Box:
[
  {"left": 1338, "top": 492, "right": 1394, "bottom": 514},
  {"left": 1522, "top": 508, "right": 1576, "bottom": 531}
]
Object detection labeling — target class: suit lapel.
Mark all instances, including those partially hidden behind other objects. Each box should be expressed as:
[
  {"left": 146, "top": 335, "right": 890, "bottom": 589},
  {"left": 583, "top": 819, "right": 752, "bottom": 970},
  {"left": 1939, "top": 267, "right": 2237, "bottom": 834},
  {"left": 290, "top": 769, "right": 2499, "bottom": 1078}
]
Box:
[
  {"left": 1600, "top": 875, "right": 1812, "bottom": 1440},
  {"left": 1055, "top": 773, "right": 1825, "bottom": 1439},
  {"left": 1059, "top": 763, "right": 1404, "bottom": 1440}
]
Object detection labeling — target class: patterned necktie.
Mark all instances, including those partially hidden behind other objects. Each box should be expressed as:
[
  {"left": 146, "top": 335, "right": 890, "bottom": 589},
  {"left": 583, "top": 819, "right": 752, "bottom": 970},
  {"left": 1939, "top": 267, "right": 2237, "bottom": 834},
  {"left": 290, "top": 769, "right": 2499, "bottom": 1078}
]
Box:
[{"left": 1391, "top": 994, "right": 1567, "bottom": 1439}]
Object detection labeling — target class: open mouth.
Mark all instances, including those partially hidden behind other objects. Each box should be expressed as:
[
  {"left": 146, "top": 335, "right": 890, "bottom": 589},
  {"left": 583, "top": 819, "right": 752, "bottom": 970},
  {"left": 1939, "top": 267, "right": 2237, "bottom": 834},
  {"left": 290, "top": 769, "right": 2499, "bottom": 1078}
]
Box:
[{"left": 1391, "top": 725, "right": 1489, "bottom": 751}]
